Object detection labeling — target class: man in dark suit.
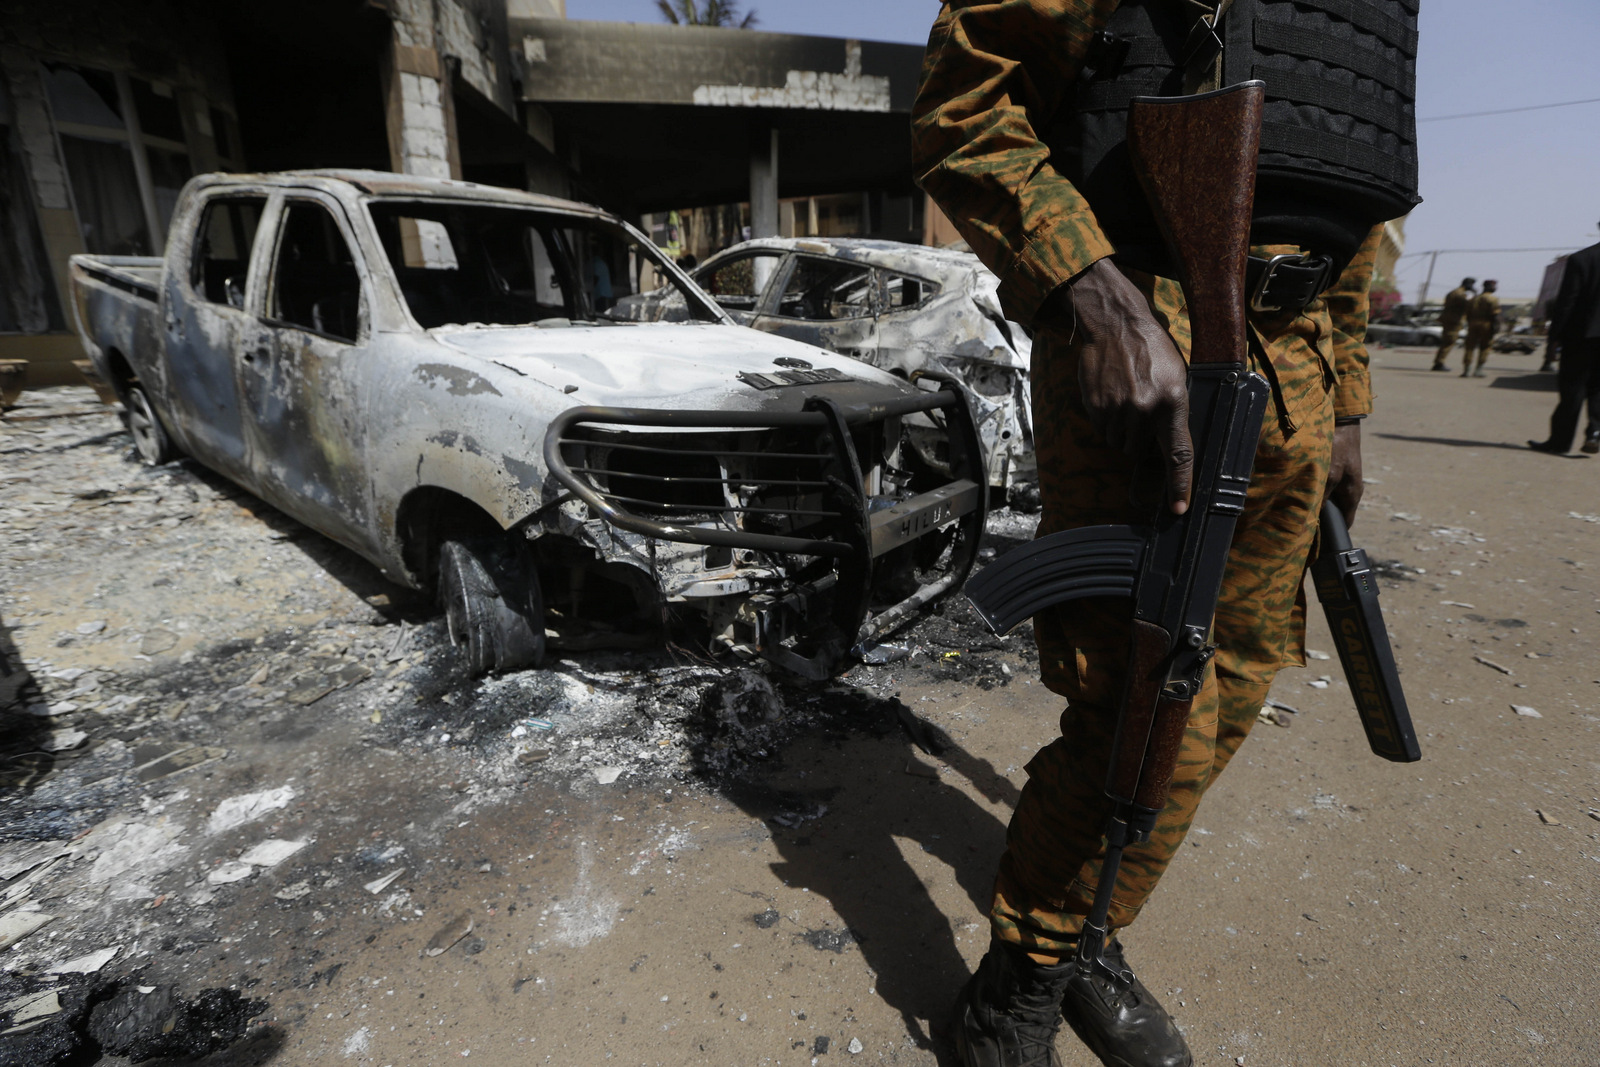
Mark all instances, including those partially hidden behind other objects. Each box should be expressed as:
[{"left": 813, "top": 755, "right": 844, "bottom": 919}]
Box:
[{"left": 1531, "top": 233, "right": 1600, "bottom": 455}]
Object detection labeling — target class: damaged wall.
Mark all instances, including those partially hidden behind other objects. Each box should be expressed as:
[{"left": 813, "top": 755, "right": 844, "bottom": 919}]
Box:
[
  {"left": 512, "top": 20, "right": 920, "bottom": 111},
  {"left": 0, "top": 0, "right": 237, "bottom": 384},
  {"left": 383, "top": 0, "right": 521, "bottom": 182},
  {"left": 509, "top": 19, "right": 928, "bottom": 222}
]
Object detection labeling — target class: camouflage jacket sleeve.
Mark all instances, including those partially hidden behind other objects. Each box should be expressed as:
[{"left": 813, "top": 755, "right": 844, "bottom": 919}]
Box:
[
  {"left": 910, "top": 0, "right": 1119, "bottom": 325},
  {"left": 1323, "top": 223, "right": 1385, "bottom": 419}
]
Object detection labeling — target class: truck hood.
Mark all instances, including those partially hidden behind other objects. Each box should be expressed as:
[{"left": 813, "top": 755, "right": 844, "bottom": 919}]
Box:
[{"left": 430, "top": 322, "right": 909, "bottom": 411}]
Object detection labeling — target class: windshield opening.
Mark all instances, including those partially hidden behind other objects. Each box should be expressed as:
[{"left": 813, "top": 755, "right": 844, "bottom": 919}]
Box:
[{"left": 366, "top": 200, "right": 715, "bottom": 329}]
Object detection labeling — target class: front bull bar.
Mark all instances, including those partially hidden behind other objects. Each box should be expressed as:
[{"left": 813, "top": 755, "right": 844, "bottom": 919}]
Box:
[{"left": 542, "top": 377, "right": 988, "bottom": 675}]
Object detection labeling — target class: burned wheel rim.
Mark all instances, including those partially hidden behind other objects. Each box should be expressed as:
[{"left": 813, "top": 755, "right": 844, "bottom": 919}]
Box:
[
  {"left": 438, "top": 539, "right": 545, "bottom": 677},
  {"left": 440, "top": 542, "right": 490, "bottom": 675},
  {"left": 125, "top": 387, "right": 170, "bottom": 465}
]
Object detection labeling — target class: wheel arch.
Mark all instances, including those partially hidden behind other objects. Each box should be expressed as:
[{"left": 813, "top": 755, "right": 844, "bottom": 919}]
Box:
[
  {"left": 102, "top": 346, "right": 138, "bottom": 404},
  {"left": 394, "top": 485, "right": 510, "bottom": 592}
]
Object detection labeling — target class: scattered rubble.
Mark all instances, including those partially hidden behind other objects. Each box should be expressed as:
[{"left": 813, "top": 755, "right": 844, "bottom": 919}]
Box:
[
  {"left": 0, "top": 913, "right": 53, "bottom": 952},
  {"left": 424, "top": 912, "right": 475, "bottom": 957},
  {"left": 0, "top": 973, "right": 265, "bottom": 1067},
  {"left": 2, "top": 388, "right": 1045, "bottom": 1064},
  {"left": 46, "top": 947, "right": 118, "bottom": 975},
  {"left": 1474, "top": 655, "right": 1514, "bottom": 675},
  {"left": 206, "top": 786, "right": 296, "bottom": 834}
]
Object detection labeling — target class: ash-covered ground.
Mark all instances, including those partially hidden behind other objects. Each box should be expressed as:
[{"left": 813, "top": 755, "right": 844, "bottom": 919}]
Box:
[
  {"left": 6, "top": 360, "right": 1599, "bottom": 1067},
  {"left": 0, "top": 387, "right": 1042, "bottom": 1064}
]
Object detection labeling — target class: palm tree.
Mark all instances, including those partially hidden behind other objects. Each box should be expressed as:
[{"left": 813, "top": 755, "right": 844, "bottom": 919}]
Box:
[{"left": 655, "top": 0, "right": 758, "bottom": 29}]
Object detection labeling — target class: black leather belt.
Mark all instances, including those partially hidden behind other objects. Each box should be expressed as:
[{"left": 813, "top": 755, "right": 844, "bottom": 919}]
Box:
[{"left": 1246, "top": 253, "right": 1336, "bottom": 313}]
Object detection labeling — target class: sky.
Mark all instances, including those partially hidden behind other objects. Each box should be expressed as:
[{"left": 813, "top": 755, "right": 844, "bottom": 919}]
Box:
[{"left": 569, "top": 1, "right": 1600, "bottom": 299}]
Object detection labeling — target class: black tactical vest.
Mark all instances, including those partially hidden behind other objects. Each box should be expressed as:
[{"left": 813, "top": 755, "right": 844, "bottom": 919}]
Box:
[{"left": 1052, "top": 0, "right": 1421, "bottom": 277}]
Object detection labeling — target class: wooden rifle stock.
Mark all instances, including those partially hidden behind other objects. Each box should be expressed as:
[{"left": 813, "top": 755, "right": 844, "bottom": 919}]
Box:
[
  {"left": 1127, "top": 83, "right": 1263, "bottom": 367},
  {"left": 1108, "top": 83, "right": 1265, "bottom": 818}
]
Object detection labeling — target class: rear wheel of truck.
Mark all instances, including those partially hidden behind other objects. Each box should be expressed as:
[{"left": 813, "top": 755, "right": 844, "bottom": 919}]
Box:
[
  {"left": 124, "top": 386, "right": 175, "bottom": 466},
  {"left": 438, "top": 538, "right": 546, "bottom": 676}
]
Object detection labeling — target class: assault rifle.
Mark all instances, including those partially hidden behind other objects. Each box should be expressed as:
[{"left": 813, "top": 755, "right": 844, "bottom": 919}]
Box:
[
  {"left": 1312, "top": 501, "right": 1421, "bottom": 762},
  {"left": 963, "top": 83, "right": 1271, "bottom": 986}
]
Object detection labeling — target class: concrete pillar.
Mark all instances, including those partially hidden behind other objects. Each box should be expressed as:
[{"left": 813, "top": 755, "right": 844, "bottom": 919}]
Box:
[
  {"left": 749, "top": 127, "right": 778, "bottom": 239},
  {"left": 380, "top": 21, "right": 460, "bottom": 180}
]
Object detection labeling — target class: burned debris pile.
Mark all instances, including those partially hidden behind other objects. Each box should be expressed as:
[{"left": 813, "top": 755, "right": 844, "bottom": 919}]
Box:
[{"left": 1, "top": 388, "right": 1039, "bottom": 1067}]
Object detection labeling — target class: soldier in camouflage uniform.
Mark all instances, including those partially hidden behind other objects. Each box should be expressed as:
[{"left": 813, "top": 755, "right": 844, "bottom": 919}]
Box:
[
  {"left": 1432, "top": 278, "right": 1476, "bottom": 371},
  {"left": 912, "top": 1, "right": 1416, "bottom": 1065},
  {"left": 1461, "top": 280, "right": 1501, "bottom": 378}
]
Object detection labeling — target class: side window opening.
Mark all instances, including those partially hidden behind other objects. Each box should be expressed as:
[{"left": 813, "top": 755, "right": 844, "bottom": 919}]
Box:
[
  {"left": 190, "top": 196, "right": 266, "bottom": 309},
  {"left": 700, "top": 252, "right": 782, "bottom": 311},
  {"left": 271, "top": 201, "right": 361, "bottom": 343},
  {"left": 777, "top": 258, "right": 875, "bottom": 321},
  {"left": 881, "top": 271, "right": 939, "bottom": 310}
]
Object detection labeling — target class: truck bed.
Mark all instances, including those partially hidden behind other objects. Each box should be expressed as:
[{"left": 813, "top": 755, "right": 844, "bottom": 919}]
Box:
[{"left": 70, "top": 255, "right": 163, "bottom": 303}]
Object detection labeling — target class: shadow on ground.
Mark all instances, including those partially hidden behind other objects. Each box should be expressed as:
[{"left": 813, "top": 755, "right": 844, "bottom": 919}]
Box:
[
  {"left": 719, "top": 694, "right": 1021, "bottom": 1063},
  {"left": 0, "top": 617, "right": 56, "bottom": 795},
  {"left": 172, "top": 459, "right": 432, "bottom": 622},
  {"left": 1374, "top": 432, "right": 1553, "bottom": 453},
  {"left": 1487, "top": 373, "right": 1559, "bottom": 392}
]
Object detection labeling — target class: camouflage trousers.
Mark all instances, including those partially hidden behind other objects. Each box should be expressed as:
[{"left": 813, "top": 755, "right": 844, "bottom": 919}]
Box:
[
  {"left": 1433, "top": 320, "right": 1462, "bottom": 367},
  {"left": 1463, "top": 324, "right": 1495, "bottom": 372},
  {"left": 989, "top": 267, "right": 1337, "bottom": 959}
]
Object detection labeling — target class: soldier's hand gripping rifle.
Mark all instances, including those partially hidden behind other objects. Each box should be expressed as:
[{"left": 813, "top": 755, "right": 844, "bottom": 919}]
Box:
[{"left": 963, "top": 83, "right": 1271, "bottom": 985}]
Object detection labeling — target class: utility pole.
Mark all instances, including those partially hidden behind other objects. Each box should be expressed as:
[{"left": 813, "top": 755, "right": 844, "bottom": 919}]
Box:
[{"left": 1417, "top": 249, "right": 1440, "bottom": 308}]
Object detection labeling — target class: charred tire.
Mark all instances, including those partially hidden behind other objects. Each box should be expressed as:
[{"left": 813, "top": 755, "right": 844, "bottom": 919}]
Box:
[
  {"left": 124, "top": 386, "right": 175, "bottom": 466},
  {"left": 439, "top": 538, "right": 546, "bottom": 676}
]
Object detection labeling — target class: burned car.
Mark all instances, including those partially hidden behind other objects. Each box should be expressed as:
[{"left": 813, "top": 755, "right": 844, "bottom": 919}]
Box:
[
  {"left": 69, "top": 171, "right": 987, "bottom": 678},
  {"left": 616, "top": 238, "right": 1034, "bottom": 494}
]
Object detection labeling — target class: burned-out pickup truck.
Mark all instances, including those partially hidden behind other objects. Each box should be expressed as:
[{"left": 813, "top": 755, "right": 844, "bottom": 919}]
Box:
[{"left": 69, "top": 171, "right": 987, "bottom": 678}]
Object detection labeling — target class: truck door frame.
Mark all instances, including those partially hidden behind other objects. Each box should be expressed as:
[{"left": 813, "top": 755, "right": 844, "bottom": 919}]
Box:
[
  {"left": 158, "top": 184, "right": 274, "bottom": 482},
  {"left": 238, "top": 187, "right": 378, "bottom": 556}
]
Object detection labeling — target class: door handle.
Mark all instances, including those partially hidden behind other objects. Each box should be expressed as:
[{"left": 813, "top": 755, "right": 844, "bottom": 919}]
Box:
[{"left": 243, "top": 348, "right": 266, "bottom": 364}]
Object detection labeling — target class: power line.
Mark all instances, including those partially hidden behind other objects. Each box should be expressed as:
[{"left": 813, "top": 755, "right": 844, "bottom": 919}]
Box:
[
  {"left": 1420, "top": 96, "right": 1600, "bottom": 122},
  {"left": 1398, "top": 246, "right": 1579, "bottom": 257}
]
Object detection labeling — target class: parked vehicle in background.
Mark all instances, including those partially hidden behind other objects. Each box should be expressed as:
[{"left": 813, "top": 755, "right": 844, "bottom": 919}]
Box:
[
  {"left": 615, "top": 237, "right": 1034, "bottom": 496},
  {"left": 69, "top": 171, "right": 988, "bottom": 679},
  {"left": 1365, "top": 303, "right": 1444, "bottom": 348}
]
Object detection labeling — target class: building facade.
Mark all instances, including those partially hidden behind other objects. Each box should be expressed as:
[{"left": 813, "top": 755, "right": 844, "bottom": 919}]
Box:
[{"left": 1, "top": 2, "right": 931, "bottom": 388}]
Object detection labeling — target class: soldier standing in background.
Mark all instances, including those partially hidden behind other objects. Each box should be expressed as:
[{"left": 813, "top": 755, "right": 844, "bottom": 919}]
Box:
[
  {"left": 1431, "top": 277, "right": 1476, "bottom": 371},
  {"left": 912, "top": 0, "right": 1419, "bottom": 1064},
  {"left": 1461, "top": 279, "right": 1501, "bottom": 378}
]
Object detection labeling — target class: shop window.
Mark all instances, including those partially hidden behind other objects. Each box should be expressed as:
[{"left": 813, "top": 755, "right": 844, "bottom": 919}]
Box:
[
  {"left": 42, "top": 65, "right": 123, "bottom": 131},
  {"left": 271, "top": 201, "right": 361, "bottom": 343},
  {"left": 146, "top": 147, "right": 192, "bottom": 237},
  {"left": 190, "top": 196, "right": 266, "bottom": 309},
  {"left": 57, "top": 136, "right": 149, "bottom": 255},
  {"left": 0, "top": 93, "right": 65, "bottom": 332},
  {"left": 209, "top": 106, "right": 240, "bottom": 165},
  {"left": 44, "top": 63, "right": 200, "bottom": 254},
  {"left": 130, "top": 78, "right": 185, "bottom": 143},
  {"left": 45, "top": 63, "right": 150, "bottom": 255}
]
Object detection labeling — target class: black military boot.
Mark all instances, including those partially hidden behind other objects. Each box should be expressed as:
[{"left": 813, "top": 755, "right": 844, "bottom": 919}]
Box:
[
  {"left": 1059, "top": 940, "right": 1192, "bottom": 1067},
  {"left": 953, "top": 941, "right": 1074, "bottom": 1066}
]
